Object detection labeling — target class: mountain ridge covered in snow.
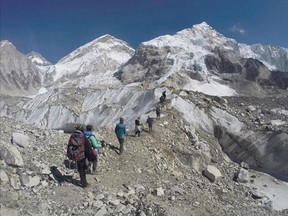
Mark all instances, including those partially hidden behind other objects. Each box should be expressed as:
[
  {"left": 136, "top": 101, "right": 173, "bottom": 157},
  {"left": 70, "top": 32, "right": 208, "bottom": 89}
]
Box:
[{"left": 1, "top": 22, "right": 287, "bottom": 98}]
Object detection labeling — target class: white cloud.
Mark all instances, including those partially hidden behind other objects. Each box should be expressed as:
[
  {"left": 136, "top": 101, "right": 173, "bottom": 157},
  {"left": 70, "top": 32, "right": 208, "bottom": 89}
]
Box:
[{"left": 230, "top": 24, "right": 246, "bottom": 34}]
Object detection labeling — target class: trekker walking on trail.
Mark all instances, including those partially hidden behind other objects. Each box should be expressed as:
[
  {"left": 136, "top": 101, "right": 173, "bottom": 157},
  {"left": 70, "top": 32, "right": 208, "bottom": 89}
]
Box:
[
  {"left": 115, "top": 117, "right": 126, "bottom": 155},
  {"left": 162, "top": 91, "right": 166, "bottom": 100},
  {"left": 84, "top": 125, "right": 101, "bottom": 175},
  {"left": 156, "top": 107, "right": 161, "bottom": 118},
  {"left": 134, "top": 117, "right": 142, "bottom": 137},
  {"left": 160, "top": 91, "right": 166, "bottom": 103},
  {"left": 67, "top": 124, "right": 91, "bottom": 188},
  {"left": 146, "top": 116, "right": 154, "bottom": 133}
]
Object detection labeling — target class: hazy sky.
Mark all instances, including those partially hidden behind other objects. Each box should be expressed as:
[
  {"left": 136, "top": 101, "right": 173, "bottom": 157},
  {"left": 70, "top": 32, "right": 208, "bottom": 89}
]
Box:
[{"left": 1, "top": 0, "right": 287, "bottom": 63}]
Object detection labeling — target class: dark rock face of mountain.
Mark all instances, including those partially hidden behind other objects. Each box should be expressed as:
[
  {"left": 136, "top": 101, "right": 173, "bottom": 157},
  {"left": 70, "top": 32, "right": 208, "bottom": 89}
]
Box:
[
  {"left": 0, "top": 41, "right": 42, "bottom": 96},
  {"left": 270, "top": 71, "right": 288, "bottom": 89},
  {"left": 204, "top": 49, "right": 243, "bottom": 74},
  {"left": 115, "top": 45, "right": 174, "bottom": 83},
  {"left": 205, "top": 50, "right": 288, "bottom": 91}
]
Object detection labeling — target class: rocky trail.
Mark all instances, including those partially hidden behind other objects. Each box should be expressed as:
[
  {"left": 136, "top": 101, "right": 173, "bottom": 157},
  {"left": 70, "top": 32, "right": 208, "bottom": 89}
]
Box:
[{"left": 1, "top": 94, "right": 288, "bottom": 216}]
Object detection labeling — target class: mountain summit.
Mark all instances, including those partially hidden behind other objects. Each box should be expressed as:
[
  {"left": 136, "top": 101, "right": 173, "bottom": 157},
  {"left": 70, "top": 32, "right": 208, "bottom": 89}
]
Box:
[
  {"left": 42, "top": 34, "right": 135, "bottom": 88},
  {"left": 116, "top": 22, "right": 288, "bottom": 95}
]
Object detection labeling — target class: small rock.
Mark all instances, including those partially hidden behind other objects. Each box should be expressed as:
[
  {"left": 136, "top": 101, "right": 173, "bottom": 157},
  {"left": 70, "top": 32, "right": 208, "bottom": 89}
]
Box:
[
  {"left": 127, "top": 189, "right": 135, "bottom": 196},
  {"left": 154, "top": 187, "right": 165, "bottom": 196},
  {"left": 38, "top": 202, "right": 49, "bottom": 215},
  {"left": 41, "top": 167, "right": 51, "bottom": 175},
  {"left": 10, "top": 175, "right": 20, "bottom": 190},
  {"left": 246, "top": 105, "right": 256, "bottom": 112},
  {"left": 0, "top": 169, "right": 9, "bottom": 183},
  {"left": 19, "top": 172, "right": 30, "bottom": 187},
  {"left": 240, "top": 162, "right": 249, "bottom": 170},
  {"left": 95, "top": 206, "right": 107, "bottom": 216},
  {"left": 95, "top": 194, "right": 105, "bottom": 200},
  {"left": 117, "top": 191, "right": 125, "bottom": 198},
  {"left": 203, "top": 165, "right": 222, "bottom": 182},
  {"left": 264, "top": 200, "right": 273, "bottom": 210},
  {"left": 236, "top": 168, "right": 250, "bottom": 183},
  {"left": 115, "top": 204, "right": 126, "bottom": 213},
  {"left": 28, "top": 176, "right": 41, "bottom": 187},
  {"left": 251, "top": 190, "right": 265, "bottom": 199},
  {"left": 109, "top": 199, "right": 121, "bottom": 206},
  {"left": 169, "top": 196, "right": 176, "bottom": 201},
  {"left": 92, "top": 200, "right": 103, "bottom": 208},
  {"left": 135, "top": 184, "right": 145, "bottom": 192},
  {"left": 170, "top": 186, "right": 184, "bottom": 194},
  {"left": 41, "top": 180, "right": 49, "bottom": 187}
]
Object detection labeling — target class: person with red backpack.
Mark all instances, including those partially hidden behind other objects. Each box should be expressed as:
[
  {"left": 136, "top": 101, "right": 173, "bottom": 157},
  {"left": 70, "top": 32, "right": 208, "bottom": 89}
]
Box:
[
  {"left": 67, "top": 124, "right": 91, "bottom": 188},
  {"left": 83, "top": 125, "right": 101, "bottom": 175}
]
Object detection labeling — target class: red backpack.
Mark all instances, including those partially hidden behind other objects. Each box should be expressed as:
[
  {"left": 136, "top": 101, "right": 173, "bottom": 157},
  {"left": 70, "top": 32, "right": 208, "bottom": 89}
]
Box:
[{"left": 66, "top": 131, "right": 86, "bottom": 161}]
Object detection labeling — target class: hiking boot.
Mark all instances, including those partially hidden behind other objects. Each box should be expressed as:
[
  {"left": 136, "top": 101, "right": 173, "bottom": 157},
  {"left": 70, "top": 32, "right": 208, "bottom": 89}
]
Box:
[
  {"left": 86, "top": 168, "right": 91, "bottom": 174},
  {"left": 81, "top": 183, "right": 89, "bottom": 188}
]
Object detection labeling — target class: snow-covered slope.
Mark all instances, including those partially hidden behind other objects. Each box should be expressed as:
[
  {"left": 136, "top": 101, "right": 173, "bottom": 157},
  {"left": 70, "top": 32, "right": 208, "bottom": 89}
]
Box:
[
  {"left": 0, "top": 40, "right": 42, "bottom": 96},
  {"left": 26, "top": 51, "right": 52, "bottom": 66},
  {"left": 43, "top": 35, "right": 135, "bottom": 88}
]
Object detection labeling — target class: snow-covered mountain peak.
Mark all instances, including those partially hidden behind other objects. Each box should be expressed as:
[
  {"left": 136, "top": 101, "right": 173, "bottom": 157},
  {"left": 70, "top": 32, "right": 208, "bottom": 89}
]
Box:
[
  {"left": 42, "top": 34, "right": 135, "bottom": 87},
  {"left": 0, "top": 40, "right": 14, "bottom": 48},
  {"left": 142, "top": 21, "right": 234, "bottom": 50},
  {"left": 192, "top": 22, "right": 213, "bottom": 31},
  {"left": 118, "top": 22, "right": 288, "bottom": 94},
  {"left": 58, "top": 34, "right": 134, "bottom": 64},
  {"left": 27, "top": 51, "right": 52, "bottom": 66}
]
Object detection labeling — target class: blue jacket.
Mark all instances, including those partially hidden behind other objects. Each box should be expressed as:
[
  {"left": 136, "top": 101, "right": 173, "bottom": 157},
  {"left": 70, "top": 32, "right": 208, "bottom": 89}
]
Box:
[{"left": 115, "top": 123, "right": 126, "bottom": 139}]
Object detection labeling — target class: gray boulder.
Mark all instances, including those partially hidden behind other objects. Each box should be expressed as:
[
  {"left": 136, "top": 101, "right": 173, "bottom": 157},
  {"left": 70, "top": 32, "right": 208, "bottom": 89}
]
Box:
[
  {"left": 236, "top": 168, "right": 250, "bottom": 183},
  {"left": 0, "top": 169, "right": 9, "bottom": 183},
  {"left": 12, "top": 133, "right": 30, "bottom": 148},
  {"left": 0, "top": 141, "right": 24, "bottom": 167},
  {"left": 203, "top": 165, "right": 222, "bottom": 182}
]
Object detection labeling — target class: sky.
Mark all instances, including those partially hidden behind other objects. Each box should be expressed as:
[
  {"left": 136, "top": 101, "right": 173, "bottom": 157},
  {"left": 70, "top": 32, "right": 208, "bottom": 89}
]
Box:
[{"left": 1, "top": 0, "right": 288, "bottom": 64}]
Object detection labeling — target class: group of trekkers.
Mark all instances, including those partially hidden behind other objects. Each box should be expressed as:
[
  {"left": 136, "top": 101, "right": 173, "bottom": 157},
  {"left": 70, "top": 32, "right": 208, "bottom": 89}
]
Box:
[
  {"left": 66, "top": 91, "right": 166, "bottom": 188},
  {"left": 66, "top": 124, "right": 103, "bottom": 188}
]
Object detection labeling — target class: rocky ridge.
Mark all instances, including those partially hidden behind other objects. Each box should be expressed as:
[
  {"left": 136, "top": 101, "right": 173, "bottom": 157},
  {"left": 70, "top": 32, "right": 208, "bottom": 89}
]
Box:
[{"left": 0, "top": 41, "right": 42, "bottom": 96}]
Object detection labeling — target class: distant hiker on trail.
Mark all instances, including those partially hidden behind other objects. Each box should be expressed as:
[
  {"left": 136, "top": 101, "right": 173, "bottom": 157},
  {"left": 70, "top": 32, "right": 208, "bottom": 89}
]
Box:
[
  {"left": 160, "top": 91, "right": 166, "bottom": 103},
  {"left": 134, "top": 117, "right": 142, "bottom": 137},
  {"left": 146, "top": 116, "right": 154, "bottom": 133},
  {"left": 66, "top": 124, "right": 90, "bottom": 188},
  {"left": 162, "top": 91, "right": 166, "bottom": 100},
  {"left": 115, "top": 117, "right": 127, "bottom": 155},
  {"left": 83, "top": 125, "right": 101, "bottom": 175},
  {"left": 156, "top": 106, "right": 161, "bottom": 118}
]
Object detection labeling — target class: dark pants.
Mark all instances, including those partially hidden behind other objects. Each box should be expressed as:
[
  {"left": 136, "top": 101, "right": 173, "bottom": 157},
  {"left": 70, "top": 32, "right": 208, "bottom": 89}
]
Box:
[
  {"left": 148, "top": 125, "right": 152, "bottom": 132},
  {"left": 156, "top": 112, "right": 160, "bottom": 118},
  {"left": 91, "top": 153, "right": 97, "bottom": 171},
  {"left": 92, "top": 156, "right": 97, "bottom": 171},
  {"left": 118, "top": 138, "right": 124, "bottom": 154},
  {"left": 77, "top": 158, "right": 88, "bottom": 187},
  {"left": 135, "top": 131, "right": 140, "bottom": 137},
  {"left": 86, "top": 152, "right": 97, "bottom": 174}
]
